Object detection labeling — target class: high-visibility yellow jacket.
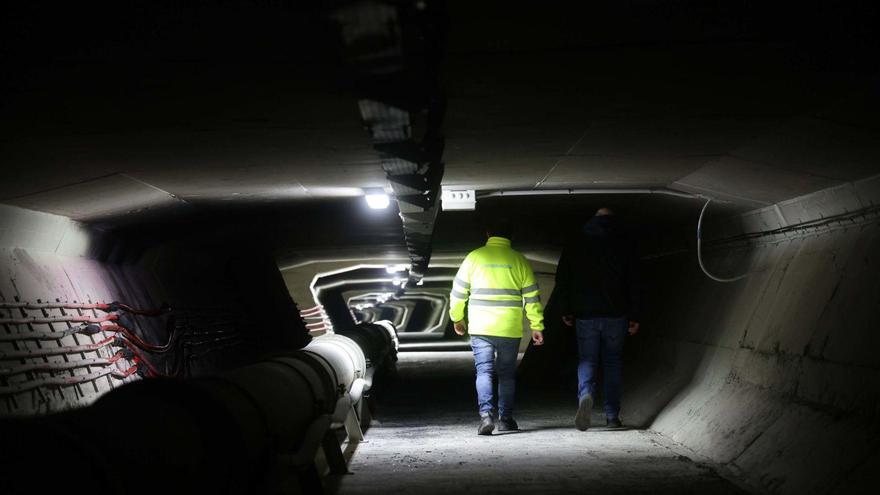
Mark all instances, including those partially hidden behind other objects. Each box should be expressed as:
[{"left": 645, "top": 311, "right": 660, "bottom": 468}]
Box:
[{"left": 449, "top": 237, "right": 545, "bottom": 338}]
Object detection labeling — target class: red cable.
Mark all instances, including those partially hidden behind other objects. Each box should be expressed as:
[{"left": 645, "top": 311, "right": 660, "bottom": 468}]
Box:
[
  {"left": 114, "top": 365, "right": 139, "bottom": 378},
  {"left": 0, "top": 364, "right": 139, "bottom": 395},
  {"left": 129, "top": 356, "right": 157, "bottom": 377},
  {"left": 0, "top": 302, "right": 112, "bottom": 311},
  {"left": 0, "top": 313, "right": 119, "bottom": 325},
  {"left": 122, "top": 342, "right": 169, "bottom": 378},
  {"left": 0, "top": 301, "right": 169, "bottom": 316},
  {"left": 0, "top": 351, "right": 127, "bottom": 376},
  {"left": 0, "top": 336, "right": 116, "bottom": 360}
]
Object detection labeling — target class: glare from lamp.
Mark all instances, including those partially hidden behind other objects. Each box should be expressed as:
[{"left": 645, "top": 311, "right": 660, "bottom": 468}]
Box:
[
  {"left": 365, "top": 193, "right": 390, "bottom": 209},
  {"left": 385, "top": 264, "right": 408, "bottom": 274}
]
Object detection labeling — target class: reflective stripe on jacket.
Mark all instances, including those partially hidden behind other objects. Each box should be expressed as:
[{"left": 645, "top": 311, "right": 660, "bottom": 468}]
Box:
[{"left": 449, "top": 237, "right": 545, "bottom": 338}]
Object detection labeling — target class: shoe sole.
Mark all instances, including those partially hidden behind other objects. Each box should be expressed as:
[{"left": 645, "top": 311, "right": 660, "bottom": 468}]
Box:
[
  {"left": 497, "top": 425, "right": 518, "bottom": 432},
  {"left": 575, "top": 396, "right": 593, "bottom": 431}
]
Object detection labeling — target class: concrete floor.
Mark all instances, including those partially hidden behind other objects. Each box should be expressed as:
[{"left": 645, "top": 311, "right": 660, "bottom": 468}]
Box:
[{"left": 331, "top": 351, "right": 747, "bottom": 495}]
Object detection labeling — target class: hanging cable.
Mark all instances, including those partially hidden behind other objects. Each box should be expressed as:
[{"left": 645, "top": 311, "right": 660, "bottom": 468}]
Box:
[
  {"left": 0, "top": 336, "right": 116, "bottom": 360},
  {"left": 0, "top": 352, "right": 125, "bottom": 376},
  {"left": 118, "top": 342, "right": 165, "bottom": 377},
  {"left": 100, "top": 318, "right": 180, "bottom": 353},
  {"left": 697, "top": 198, "right": 749, "bottom": 283}
]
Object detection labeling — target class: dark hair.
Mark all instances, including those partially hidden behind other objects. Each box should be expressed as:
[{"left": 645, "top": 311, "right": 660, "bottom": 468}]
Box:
[{"left": 486, "top": 218, "right": 513, "bottom": 239}]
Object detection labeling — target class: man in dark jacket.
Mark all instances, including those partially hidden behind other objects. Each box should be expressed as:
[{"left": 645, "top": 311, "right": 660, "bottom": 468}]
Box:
[{"left": 555, "top": 207, "right": 641, "bottom": 430}]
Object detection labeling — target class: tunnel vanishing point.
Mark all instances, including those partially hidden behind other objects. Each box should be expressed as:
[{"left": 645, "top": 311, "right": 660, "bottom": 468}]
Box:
[{"left": 1, "top": 2, "right": 879, "bottom": 495}]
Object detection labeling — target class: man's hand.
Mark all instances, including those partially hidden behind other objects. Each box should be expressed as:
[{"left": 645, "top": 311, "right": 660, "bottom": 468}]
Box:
[
  {"left": 453, "top": 320, "right": 468, "bottom": 336},
  {"left": 562, "top": 315, "right": 574, "bottom": 327},
  {"left": 531, "top": 330, "right": 544, "bottom": 346},
  {"left": 628, "top": 321, "right": 640, "bottom": 336}
]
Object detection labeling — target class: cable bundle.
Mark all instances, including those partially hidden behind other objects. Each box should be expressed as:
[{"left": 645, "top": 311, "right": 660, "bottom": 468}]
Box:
[
  {"left": 300, "top": 305, "right": 333, "bottom": 334},
  {"left": 0, "top": 300, "right": 242, "bottom": 395}
]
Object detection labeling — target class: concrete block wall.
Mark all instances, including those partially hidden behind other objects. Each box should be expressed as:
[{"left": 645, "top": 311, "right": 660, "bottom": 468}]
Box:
[{"left": 625, "top": 175, "right": 880, "bottom": 494}]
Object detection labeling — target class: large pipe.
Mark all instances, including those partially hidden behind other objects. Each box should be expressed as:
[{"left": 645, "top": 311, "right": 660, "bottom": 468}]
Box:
[
  {"left": 0, "top": 322, "right": 400, "bottom": 495},
  {"left": 337, "top": 321, "right": 399, "bottom": 367},
  {"left": 303, "top": 334, "right": 366, "bottom": 395}
]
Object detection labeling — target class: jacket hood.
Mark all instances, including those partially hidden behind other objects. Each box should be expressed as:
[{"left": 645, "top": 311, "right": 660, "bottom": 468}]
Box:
[{"left": 583, "top": 215, "right": 623, "bottom": 238}]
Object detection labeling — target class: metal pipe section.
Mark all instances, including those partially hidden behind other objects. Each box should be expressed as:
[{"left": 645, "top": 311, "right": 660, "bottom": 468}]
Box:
[
  {"left": 304, "top": 334, "right": 366, "bottom": 395},
  {"left": 0, "top": 321, "right": 400, "bottom": 495},
  {"left": 477, "top": 187, "right": 705, "bottom": 199},
  {"left": 337, "top": 321, "right": 399, "bottom": 365}
]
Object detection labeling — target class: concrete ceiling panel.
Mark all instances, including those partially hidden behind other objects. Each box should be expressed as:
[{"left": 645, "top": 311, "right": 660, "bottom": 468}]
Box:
[
  {"left": 3, "top": 30, "right": 879, "bottom": 223},
  {"left": 3, "top": 129, "right": 381, "bottom": 206},
  {"left": 442, "top": 163, "right": 550, "bottom": 190},
  {"left": 730, "top": 117, "right": 880, "bottom": 181},
  {"left": 566, "top": 118, "right": 772, "bottom": 157},
  {"left": 543, "top": 155, "right": 711, "bottom": 188},
  {"left": 4, "top": 174, "right": 182, "bottom": 220},
  {"left": 672, "top": 157, "right": 843, "bottom": 206}
]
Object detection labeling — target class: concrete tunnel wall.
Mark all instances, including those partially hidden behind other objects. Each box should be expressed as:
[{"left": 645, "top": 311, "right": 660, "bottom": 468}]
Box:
[
  {"left": 0, "top": 204, "right": 400, "bottom": 494},
  {"left": 3, "top": 175, "right": 879, "bottom": 492},
  {"left": 0, "top": 204, "right": 311, "bottom": 416},
  {"left": 619, "top": 176, "right": 880, "bottom": 494}
]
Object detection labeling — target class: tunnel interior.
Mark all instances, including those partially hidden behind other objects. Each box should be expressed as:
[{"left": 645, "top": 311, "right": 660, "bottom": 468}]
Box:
[{"left": 1, "top": 2, "right": 879, "bottom": 494}]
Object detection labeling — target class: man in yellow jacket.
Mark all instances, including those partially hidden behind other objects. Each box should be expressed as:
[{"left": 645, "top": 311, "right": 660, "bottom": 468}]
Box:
[{"left": 449, "top": 219, "right": 545, "bottom": 435}]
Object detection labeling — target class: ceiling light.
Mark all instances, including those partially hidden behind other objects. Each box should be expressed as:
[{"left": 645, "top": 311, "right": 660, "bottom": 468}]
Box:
[
  {"left": 364, "top": 189, "right": 390, "bottom": 209},
  {"left": 385, "top": 264, "right": 408, "bottom": 274}
]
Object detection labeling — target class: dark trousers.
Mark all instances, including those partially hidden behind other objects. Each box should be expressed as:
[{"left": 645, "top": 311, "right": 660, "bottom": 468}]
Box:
[{"left": 575, "top": 317, "right": 627, "bottom": 419}]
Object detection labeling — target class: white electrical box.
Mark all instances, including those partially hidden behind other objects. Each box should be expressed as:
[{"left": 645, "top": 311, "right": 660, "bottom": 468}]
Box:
[{"left": 441, "top": 189, "right": 476, "bottom": 211}]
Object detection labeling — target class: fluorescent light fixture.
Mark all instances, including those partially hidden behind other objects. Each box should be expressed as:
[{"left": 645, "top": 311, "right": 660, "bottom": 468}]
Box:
[{"left": 364, "top": 188, "right": 390, "bottom": 209}]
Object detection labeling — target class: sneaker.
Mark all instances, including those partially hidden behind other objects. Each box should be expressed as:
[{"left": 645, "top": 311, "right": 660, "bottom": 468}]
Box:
[
  {"left": 478, "top": 414, "right": 495, "bottom": 436},
  {"left": 575, "top": 395, "right": 593, "bottom": 431},
  {"left": 606, "top": 417, "right": 623, "bottom": 428},
  {"left": 497, "top": 417, "right": 519, "bottom": 431}
]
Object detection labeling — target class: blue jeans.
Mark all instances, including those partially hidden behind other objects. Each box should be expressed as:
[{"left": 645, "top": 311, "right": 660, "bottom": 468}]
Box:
[
  {"left": 470, "top": 335, "right": 521, "bottom": 419},
  {"left": 576, "top": 317, "right": 628, "bottom": 419}
]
